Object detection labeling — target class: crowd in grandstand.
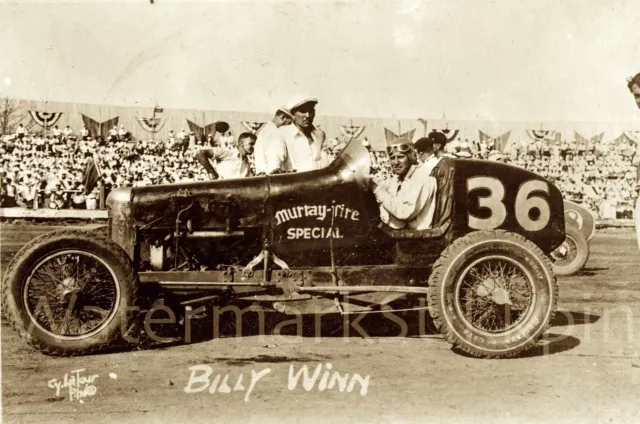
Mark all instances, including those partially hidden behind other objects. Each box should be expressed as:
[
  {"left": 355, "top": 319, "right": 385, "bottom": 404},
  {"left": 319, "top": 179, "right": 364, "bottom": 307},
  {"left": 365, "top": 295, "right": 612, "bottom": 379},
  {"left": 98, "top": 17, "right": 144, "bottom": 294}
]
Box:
[{"left": 0, "top": 123, "right": 638, "bottom": 218}]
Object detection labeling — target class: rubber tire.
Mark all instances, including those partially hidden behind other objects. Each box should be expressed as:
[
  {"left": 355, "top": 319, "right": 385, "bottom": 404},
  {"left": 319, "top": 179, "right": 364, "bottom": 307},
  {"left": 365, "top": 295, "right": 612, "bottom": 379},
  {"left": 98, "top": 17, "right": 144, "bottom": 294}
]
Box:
[
  {"left": 427, "top": 230, "right": 558, "bottom": 359},
  {"left": 551, "top": 225, "right": 589, "bottom": 276},
  {"left": 2, "top": 229, "right": 138, "bottom": 356}
]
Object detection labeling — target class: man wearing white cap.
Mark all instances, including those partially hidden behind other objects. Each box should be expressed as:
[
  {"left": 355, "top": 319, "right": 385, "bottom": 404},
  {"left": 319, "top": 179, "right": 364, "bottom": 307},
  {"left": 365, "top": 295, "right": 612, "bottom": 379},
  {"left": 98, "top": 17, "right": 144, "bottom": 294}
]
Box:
[
  {"left": 264, "top": 94, "right": 328, "bottom": 174},
  {"left": 253, "top": 107, "right": 293, "bottom": 174}
]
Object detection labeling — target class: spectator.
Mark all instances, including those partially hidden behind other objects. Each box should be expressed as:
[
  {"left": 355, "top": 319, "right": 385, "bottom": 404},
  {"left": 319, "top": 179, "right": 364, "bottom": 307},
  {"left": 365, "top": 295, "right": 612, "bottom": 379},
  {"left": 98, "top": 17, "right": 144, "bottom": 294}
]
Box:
[
  {"left": 63, "top": 125, "right": 73, "bottom": 141},
  {"left": 51, "top": 125, "right": 61, "bottom": 139},
  {"left": 205, "top": 121, "right": 231, "bottom": 147},
  {"left": 196, "top": 132, "right": 256, "bottom": 179},
  {"left": 15, "top": 124, "right": 27, "bottom": 140},
  {"left": 80, "top": 125, "right": 90, "bottom": 140},
  {"left": 108, "top": 125, "right": 118, "bottom": 142}
]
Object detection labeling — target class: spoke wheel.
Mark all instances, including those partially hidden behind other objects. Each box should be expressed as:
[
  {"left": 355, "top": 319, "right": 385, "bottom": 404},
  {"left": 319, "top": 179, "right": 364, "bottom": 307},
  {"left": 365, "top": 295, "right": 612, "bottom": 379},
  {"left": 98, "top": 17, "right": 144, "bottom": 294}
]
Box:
[
  {"left": 3, "top": 230, "right": 138, "bottom": 356},
  {"left": 427, "top": 230, "right": 557, "bottom": 359},
  {"left": 456, "top": 256, "right": 534, "bottom": 335},
  {"left": 23, "top": 250, "right": 120, "bottom": 340}
]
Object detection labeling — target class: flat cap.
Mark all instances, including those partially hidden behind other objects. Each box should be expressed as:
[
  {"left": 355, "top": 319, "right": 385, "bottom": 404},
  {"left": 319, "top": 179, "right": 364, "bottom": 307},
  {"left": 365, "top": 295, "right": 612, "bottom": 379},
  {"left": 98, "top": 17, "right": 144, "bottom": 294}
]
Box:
[{"left": 286, "top": 93, "right": 318, "bottom": 112}]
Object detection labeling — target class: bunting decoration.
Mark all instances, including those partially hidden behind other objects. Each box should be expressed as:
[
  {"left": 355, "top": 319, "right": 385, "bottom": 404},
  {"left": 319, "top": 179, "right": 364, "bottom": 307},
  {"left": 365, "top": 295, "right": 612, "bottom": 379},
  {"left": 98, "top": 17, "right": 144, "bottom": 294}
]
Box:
[
  {"left": 611, "top": 133, "right": 631, "bottom": 146},
  {"left": 340, "top": 125, "right": 366, "bottom": 140},
  {"left": 384, "top": 128, "right": 416, "bottom": 145},
  {"left": 82, "top": 156, "right": 102, "bottom": 195},
  {"left": 478, "top": 130, "right": 511, "bottom": 152},
  {"left": 28, "top": 111, "right": 63, "bottom": 128},
  {"left": 526, "top": 130, "right": 560, "bottom": 143},
  {"left": 576, "top": 131, "right": 604, "bottom": 144},
  {"left": 574, "top": 131, "right": 604, "bottom": 149},
  {"left": 241, "top": 121, "right": 266, "bottom": 134},
  {"left": 417, "top": 118, "right": 428, "bottom": 136},
  {"left": 81, "top": 114, "right": 119, "bottom": 139},
  {"left": 186, "top": 120, "right": 218, "bottom": 141},
  {"left": 135, "top": 117, "right": 167, "bottom": 133}
]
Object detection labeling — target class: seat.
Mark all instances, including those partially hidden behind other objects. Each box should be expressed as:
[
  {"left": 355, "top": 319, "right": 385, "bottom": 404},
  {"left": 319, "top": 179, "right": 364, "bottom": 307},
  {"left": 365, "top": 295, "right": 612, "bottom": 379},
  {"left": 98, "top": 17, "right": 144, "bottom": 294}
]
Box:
[{"left": 429, "top": 157, "right": 456, "bottom": 231}]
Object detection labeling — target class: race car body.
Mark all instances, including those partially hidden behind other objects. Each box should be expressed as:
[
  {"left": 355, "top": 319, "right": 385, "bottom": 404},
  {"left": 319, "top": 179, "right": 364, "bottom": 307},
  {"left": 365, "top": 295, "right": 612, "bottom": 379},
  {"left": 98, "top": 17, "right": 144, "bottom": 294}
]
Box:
[{"left": 4, "top": 139, "right": 565, "bottom": 359}]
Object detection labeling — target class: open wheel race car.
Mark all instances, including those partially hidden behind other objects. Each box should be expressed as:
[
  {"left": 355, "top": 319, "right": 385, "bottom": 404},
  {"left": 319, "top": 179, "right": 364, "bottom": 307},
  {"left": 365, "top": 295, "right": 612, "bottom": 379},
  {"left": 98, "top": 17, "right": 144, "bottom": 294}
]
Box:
[{"left": 2, "top": 140, "right": 567, "bottom": 358}]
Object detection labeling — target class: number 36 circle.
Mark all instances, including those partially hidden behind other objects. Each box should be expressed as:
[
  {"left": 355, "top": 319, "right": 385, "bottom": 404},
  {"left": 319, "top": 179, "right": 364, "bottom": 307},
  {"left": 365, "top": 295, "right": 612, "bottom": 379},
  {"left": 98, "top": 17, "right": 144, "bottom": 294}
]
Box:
[{"left": 467, "top": 177, "right": 551, "bottom": 232}]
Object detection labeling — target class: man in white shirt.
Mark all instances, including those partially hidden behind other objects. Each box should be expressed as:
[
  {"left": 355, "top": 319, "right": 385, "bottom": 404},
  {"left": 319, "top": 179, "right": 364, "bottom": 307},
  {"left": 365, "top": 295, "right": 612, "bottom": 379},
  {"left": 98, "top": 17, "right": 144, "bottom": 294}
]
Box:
[
  {"left": 80, "top": 126, "right": 90, "bottom": 140},
  {"left": 118, "top": 125, "right": 127, "bottom": 141},
  {"left": 108, "top": 126, "right": 118, "bottom": 142},
  {"left": 15, "top": 124, "right": 26, "bottom": 140},
  {"left": 196, "top": 132, "right": 256, "bottom": 179},
  {"left": 177, "top": 128, "right": 187, "bottom": 141},
  {"left": 253, "top": 107, "right": 293, "bottom": 174},
  {"left": 264, "top": 94, "right": 329, "bottom": 174},
  {"left": 51, "top": 125, "right": 62, "bottom": 139},
  {"left": 627, "top": 72, "right": 640, "bottom": 251},
  {"left": 371, "top": 140, "right": 438, "bottom": 231}
]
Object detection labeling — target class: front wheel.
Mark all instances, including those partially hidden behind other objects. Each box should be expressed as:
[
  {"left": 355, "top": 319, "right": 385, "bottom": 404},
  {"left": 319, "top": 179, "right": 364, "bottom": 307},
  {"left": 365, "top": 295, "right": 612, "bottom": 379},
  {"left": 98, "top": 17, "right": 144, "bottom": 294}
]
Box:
[
  {"left": 427, "top": 230, "right": 558, "bottom": 358},
  {"left": 2, "top": 230, "right": 139, "bottom": 356}
]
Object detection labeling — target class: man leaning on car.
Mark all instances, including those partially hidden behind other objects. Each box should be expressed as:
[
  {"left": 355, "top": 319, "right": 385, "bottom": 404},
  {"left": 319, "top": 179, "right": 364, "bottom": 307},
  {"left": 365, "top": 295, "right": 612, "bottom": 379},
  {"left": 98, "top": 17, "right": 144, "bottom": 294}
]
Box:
[{"left": 196, "top": 132, "right": 257, "bottom": 180}]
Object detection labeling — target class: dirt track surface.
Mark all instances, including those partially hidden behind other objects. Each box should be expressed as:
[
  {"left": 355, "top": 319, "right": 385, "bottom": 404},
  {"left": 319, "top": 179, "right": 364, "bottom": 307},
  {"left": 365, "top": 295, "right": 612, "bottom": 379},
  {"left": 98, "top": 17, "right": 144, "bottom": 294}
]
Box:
[{"left": 1, "top": 224, "right": 640, "bottom": 424}]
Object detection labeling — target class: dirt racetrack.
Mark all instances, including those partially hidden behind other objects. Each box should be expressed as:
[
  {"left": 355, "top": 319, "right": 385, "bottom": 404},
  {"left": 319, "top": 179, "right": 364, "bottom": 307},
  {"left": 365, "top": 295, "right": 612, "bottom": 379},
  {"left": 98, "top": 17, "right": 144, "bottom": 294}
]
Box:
[{"left": 1, "top": 223, "right": 639, "bottom": 424}]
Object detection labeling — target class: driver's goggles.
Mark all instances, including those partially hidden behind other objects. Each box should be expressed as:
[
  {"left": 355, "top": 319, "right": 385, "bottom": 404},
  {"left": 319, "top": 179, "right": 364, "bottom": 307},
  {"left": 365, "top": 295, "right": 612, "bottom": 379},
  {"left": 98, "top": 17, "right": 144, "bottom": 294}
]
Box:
[{"left": 386, "top": 143, "right": 413, "bottom": 155}]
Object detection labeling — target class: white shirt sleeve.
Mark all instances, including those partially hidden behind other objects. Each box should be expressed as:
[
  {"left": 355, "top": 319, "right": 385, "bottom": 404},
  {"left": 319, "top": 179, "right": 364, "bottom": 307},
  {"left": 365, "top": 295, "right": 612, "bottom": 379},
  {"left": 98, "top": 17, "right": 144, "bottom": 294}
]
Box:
[
  {"left": 374, "top": 167, "right": 437, "bottom": 222},
  {"left": 265, "top": 129, "right": 288, "bottom": 173}
]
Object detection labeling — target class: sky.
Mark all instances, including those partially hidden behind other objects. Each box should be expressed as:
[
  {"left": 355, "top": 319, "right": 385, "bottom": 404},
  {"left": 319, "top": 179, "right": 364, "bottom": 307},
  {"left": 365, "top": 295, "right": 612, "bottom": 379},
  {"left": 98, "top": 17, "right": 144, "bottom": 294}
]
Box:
[{"left": 1, "top": 0, "right": 639, "bottom": 123}]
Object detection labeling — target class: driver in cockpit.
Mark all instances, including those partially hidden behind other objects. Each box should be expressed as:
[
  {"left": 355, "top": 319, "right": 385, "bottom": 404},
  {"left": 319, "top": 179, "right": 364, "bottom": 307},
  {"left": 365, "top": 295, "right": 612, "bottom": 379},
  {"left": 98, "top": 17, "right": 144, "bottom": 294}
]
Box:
[{"left": 371, "top": 139, "right": 438, "bottom": 230}]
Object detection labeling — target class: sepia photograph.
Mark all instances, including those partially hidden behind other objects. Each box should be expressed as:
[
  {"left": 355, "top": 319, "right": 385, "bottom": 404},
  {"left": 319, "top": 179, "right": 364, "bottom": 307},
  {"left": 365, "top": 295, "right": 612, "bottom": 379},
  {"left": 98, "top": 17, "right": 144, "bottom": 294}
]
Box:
[{"left": 1, "top": 0, "right": 639, "bottom": 423}]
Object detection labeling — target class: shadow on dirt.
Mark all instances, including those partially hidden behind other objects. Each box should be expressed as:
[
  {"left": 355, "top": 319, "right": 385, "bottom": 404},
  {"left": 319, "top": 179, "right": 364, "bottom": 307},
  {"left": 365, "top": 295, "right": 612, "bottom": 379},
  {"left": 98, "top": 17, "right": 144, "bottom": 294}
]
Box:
[
  {"left": 117, "top": 305, "right": 441, "bottom": 354},
  {"left": 99, "top": 307, "right": 592, "bottom": 358},
  {"left": 551, "top": 310, "right": 600, "bottom": 327},
  {"left": 574, "top": 267, "right": 609, "bottom": 277},
  {"left": 515, "top": 334, "right": 582, "bottom": 358}
]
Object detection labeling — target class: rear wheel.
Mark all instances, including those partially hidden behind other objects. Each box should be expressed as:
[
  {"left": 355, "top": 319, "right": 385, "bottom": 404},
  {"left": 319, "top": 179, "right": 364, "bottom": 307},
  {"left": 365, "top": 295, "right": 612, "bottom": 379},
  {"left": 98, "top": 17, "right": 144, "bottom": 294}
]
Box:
[
  {"left": 427, "top": 230, "right": 557, "bottom": 358},
  {"left": 2, "top": 230, "right": 138, "bottom": 356},
  {"left": 550, "top": 226, "right": 589, "bottom": 276}
]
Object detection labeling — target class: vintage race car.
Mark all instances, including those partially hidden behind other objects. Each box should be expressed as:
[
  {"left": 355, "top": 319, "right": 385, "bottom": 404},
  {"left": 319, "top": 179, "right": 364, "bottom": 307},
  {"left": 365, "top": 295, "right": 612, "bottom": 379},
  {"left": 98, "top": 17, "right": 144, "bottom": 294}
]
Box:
[
  {"left": 549, "top": 200, "right": 595, "bottom": 276},
  {"left": 2, "top": 140, "right": 566, "bottom": 358}
]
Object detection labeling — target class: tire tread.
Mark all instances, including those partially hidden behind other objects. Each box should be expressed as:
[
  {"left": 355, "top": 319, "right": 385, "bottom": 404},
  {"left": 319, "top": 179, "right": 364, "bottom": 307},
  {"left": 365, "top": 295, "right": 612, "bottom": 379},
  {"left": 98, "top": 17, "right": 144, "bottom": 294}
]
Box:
[
  {"left": 2, "top": 229, "right": 138, "bottom": 356},
  {"left": 427, "top": 230, "right": 558, "bottom": 359}
]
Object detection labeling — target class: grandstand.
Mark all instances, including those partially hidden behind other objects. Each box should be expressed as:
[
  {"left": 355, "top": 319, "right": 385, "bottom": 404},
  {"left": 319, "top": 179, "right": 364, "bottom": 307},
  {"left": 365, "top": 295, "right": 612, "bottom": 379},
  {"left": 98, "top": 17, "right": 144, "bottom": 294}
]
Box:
[{"left": 1, "top": 98, "right": 639, "bottom": 219}]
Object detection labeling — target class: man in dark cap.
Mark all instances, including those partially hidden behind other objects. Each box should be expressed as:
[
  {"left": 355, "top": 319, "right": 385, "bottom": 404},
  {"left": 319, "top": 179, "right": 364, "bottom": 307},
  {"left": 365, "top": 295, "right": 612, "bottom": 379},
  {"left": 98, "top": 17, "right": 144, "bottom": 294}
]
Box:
[{"left": 414, "top": 130, "right": 450, "bottom": 175}]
